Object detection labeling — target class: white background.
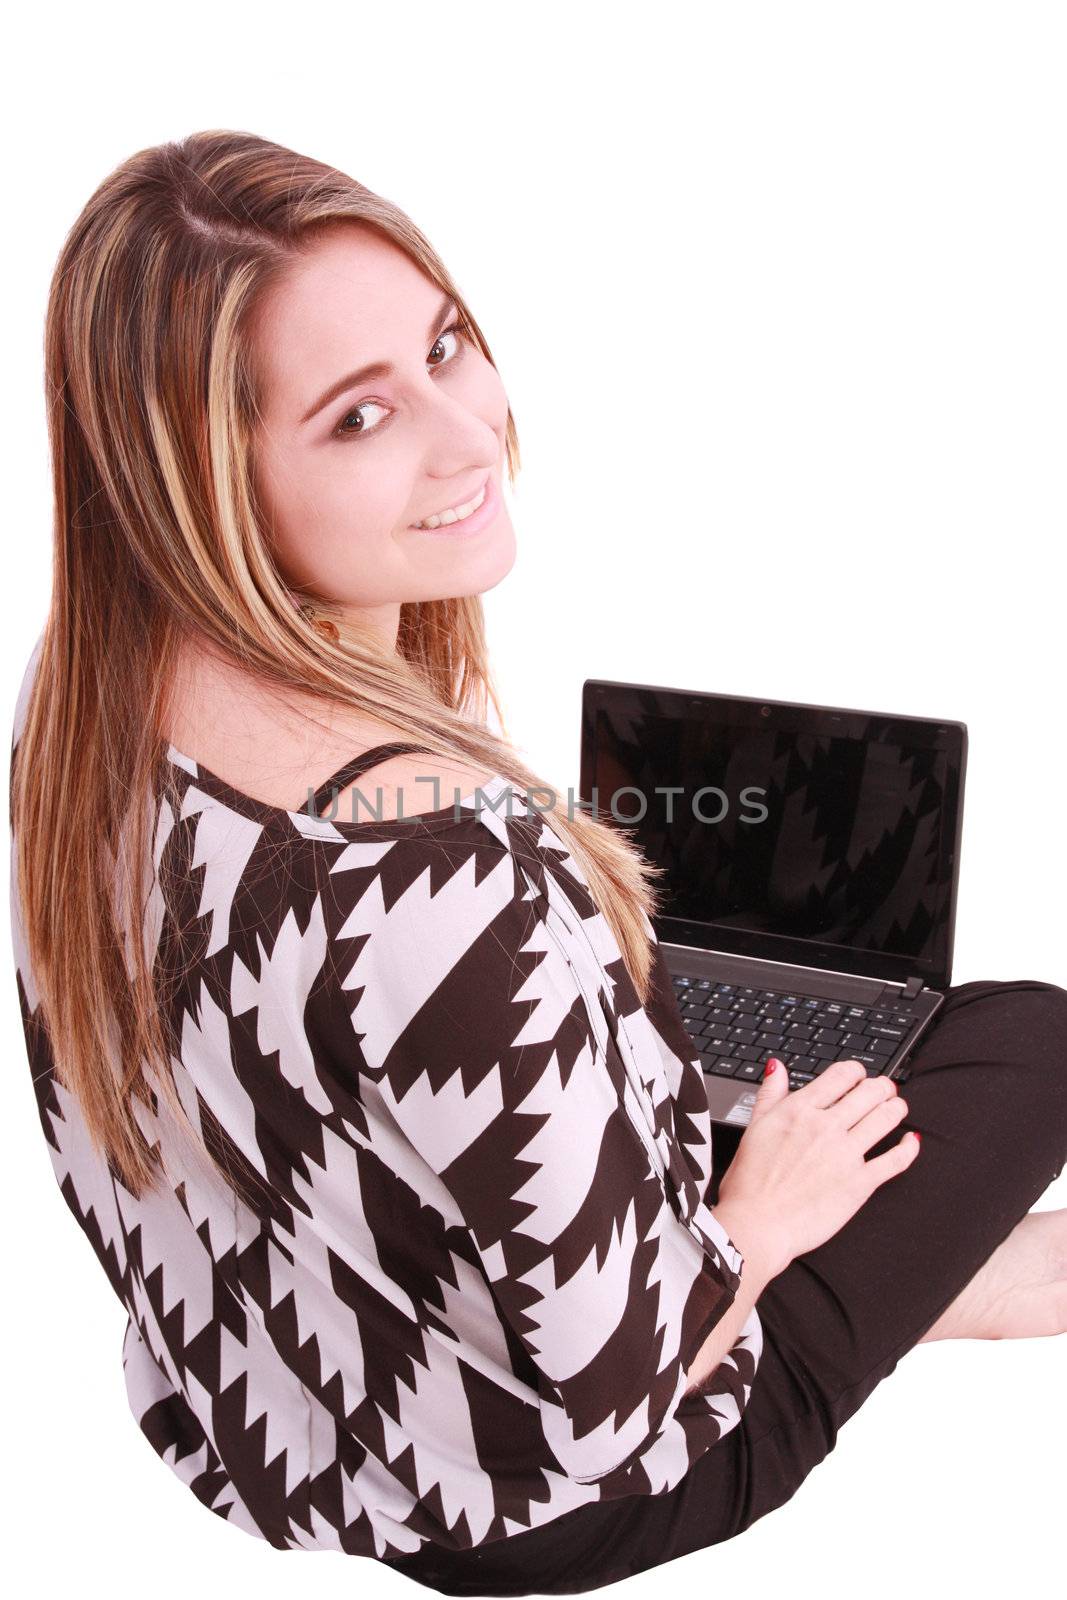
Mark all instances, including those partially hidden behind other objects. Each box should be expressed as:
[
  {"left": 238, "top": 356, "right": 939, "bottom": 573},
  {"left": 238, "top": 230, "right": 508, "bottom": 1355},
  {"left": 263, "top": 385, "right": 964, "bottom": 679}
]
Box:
[{"left": 3, "top": 3, "right": 1064, "bottom": 1595}]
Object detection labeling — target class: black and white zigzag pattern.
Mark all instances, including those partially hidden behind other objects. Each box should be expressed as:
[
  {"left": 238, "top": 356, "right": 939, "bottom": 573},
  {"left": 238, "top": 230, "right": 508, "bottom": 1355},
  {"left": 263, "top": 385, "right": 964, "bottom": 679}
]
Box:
[{"left": 9, "top": 640, "right": 761, "bottom": 1560}]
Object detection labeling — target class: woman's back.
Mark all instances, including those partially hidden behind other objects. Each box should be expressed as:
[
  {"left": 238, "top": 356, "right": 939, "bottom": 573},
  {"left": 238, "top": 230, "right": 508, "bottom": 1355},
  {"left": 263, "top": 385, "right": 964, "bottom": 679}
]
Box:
[{"left": 10, "top": 637, "right": 762, "bottom": 1561}]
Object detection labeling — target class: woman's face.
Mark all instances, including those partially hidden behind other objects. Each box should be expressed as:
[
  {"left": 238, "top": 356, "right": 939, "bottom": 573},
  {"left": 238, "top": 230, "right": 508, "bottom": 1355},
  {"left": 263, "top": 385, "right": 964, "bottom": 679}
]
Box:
[{"left": 250, "top": 224, "right": 515, "bottom": 642}]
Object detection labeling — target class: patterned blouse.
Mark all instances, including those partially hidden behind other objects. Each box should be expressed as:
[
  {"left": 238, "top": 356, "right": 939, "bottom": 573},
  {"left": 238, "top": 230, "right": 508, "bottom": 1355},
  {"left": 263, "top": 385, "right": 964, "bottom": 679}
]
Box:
[{"left": 10, "top": 638, "right": 762, "bottom": 1562}]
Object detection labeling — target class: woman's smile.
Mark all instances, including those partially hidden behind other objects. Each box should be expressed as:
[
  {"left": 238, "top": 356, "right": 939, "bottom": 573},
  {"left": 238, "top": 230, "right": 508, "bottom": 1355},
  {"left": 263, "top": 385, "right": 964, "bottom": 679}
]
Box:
[{"left": 409, "top": 471, "right": 501, "bottom": 536}]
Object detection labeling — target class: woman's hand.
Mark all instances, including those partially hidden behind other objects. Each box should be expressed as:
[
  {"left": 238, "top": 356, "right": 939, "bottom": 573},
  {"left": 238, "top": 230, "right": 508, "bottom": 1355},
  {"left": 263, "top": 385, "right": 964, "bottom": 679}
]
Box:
[{"left": 714, "top": 1057, "right": 921, "bottom": 1281}]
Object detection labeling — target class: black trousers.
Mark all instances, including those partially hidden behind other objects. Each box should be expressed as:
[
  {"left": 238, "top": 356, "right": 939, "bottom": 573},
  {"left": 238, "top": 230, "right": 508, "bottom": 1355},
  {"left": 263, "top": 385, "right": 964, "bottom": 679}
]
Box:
[{"left": 387, "top": 978, "right": 1067, "bottom": 1596}]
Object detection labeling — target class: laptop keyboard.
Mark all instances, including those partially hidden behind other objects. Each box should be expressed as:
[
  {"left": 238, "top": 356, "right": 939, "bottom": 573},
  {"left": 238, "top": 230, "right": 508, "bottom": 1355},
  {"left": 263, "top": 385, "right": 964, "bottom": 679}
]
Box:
[{"left": 670, "top": 975, "right": 915, "bottom": 1091}]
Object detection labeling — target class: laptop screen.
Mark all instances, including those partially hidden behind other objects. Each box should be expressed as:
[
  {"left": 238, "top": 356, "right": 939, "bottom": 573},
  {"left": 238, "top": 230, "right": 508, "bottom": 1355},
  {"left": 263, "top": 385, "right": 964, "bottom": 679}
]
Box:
[{"left": 579, "top": 681, "right": 966, "bottom": 988}]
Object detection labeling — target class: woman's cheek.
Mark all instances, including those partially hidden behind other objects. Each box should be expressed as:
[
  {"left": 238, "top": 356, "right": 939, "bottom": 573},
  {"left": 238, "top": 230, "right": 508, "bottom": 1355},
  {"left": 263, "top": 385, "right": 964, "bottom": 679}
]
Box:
[{"left": 472, "top": 361, "right": 509, "bottom": 428}]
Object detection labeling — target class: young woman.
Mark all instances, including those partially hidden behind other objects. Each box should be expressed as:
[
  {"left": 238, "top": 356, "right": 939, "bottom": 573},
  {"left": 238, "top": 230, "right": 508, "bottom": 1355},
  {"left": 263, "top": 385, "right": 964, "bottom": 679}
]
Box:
[{"left": 9, "top": 130, "right": 1067, "bottom": 1596}]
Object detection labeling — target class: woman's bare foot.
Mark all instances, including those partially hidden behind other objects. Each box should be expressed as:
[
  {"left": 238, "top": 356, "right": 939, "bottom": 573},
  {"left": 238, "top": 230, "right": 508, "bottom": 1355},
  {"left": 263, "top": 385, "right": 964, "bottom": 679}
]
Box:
[{"left": 918, "top": 1208, "right": 1067, "bottom": 1342}]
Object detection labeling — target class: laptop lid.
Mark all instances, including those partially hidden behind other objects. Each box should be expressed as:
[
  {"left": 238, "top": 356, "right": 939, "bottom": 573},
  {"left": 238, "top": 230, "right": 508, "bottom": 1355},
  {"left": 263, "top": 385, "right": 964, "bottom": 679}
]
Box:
[{"left": 579, "top": 680, "right": 967, "bottom": 992}]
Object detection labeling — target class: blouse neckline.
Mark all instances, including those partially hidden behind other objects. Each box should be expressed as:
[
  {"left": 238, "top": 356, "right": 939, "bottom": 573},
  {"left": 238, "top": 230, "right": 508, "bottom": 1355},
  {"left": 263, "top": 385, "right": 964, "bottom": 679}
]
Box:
[{"left": 161, "top": 742, "right": 514, "bottom": 840}]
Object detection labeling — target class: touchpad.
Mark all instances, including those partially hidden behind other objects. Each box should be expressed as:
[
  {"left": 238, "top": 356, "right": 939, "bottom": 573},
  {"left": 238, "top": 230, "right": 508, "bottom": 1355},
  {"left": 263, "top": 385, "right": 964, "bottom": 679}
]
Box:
[{"left": 706, "top": 1074, "right": 758, "bottom": 1128}]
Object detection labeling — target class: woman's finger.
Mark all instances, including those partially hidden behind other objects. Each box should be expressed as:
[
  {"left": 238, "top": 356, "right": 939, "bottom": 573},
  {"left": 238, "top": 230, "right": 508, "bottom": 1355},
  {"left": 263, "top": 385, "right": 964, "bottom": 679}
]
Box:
[
  {"left": 828, "top": 1072, "right": 899, "bottom": 1131},
  {"left": 849, "top": 1090, "right": 910, "bottom": 1152},
  {"left": 864, "top": 1127, "right": 922, "bottom": 1190},
  {"left": 800, "top": 1057, "right": 868, "bottom": 1109}
]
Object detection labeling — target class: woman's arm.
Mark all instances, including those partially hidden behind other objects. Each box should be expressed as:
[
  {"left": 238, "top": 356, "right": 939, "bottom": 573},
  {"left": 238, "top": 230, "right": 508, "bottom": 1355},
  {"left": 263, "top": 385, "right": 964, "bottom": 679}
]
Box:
[{"left": 683, "top": 1197, "right": 788, "bottom": 1396}]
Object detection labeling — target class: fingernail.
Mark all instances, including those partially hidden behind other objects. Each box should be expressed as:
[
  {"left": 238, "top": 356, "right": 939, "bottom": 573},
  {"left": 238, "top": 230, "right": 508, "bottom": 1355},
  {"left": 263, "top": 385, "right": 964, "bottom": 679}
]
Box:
[
  {"left": 764, "top": 1057, "right": 780, "bottom": 1077},
  {"left": 913, "top": 1131, "right": 922, "bottom": 1144}
]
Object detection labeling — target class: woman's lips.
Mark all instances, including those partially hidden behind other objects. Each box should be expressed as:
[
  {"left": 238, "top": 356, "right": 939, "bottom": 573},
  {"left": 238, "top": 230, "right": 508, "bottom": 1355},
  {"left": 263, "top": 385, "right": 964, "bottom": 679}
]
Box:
[
  {"left": 409, "top": 474, "right": 500, "bottom": 536},
  {"left": 412, "top": 475, "right": 490, "bottom": 528}
]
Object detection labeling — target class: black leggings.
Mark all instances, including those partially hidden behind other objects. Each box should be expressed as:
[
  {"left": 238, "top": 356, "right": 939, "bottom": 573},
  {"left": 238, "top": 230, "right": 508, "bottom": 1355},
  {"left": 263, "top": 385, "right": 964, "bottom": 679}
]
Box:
[{"left": 387, "top": 977, "right": 1067, "bottom": 1596}]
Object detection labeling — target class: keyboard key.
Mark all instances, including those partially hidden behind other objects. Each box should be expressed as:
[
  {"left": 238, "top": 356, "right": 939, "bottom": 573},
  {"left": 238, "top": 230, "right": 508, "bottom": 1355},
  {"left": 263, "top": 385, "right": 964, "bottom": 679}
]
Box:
[
  {"left": 732, "top": 1061, "right": 763, "bottom": 1080},
  {"left": 703, "top": 1056, "right": 744, "bottom": 1078},
  {"left": 757, "top": 1016, "right": 787, "bottom": 1034},
  {"left": 753, "top": 1034, "right": 784, "bottom": 1053}
]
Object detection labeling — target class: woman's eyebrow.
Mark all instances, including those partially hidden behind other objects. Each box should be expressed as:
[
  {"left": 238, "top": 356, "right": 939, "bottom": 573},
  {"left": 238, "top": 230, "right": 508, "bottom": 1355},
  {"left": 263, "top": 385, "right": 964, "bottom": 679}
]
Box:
[{"left": 298, "top": 292, "right": 459, "bottom": 427}]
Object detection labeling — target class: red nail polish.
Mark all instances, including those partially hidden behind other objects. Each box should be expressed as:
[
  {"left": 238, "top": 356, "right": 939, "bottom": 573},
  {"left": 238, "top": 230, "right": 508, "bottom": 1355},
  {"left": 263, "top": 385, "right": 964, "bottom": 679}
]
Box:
[
  {"left": 913, "top": 1131, "right": 922, "bottom": 1144},
  {"left": 764, "top": 1057, "right": 779, "bottom": 1077}
]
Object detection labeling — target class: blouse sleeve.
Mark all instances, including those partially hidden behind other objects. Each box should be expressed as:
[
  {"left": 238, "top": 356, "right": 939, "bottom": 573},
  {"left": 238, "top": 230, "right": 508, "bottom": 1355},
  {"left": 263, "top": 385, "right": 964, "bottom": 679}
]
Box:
[{"left": 334, "top": 843, "right": 759, "bottom": 1488}]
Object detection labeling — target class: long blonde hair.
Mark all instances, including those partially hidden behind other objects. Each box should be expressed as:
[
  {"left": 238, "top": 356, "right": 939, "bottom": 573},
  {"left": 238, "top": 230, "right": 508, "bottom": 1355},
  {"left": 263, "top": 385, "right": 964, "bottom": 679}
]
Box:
[{"left": 11, "top": 129, "right": 666, "bottom": 1199}]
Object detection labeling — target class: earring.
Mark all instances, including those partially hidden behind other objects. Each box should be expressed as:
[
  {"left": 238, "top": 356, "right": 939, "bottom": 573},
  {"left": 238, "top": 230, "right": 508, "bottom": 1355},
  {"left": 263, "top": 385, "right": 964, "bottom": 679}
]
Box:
[{"left": 287, "top": 591, "right": 341, "bottom": 644}]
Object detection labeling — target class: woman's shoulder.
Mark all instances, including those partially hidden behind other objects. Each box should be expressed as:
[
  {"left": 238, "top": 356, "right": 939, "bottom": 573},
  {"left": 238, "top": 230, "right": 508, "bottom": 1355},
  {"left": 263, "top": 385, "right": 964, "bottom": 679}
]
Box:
[
  {"left": 164, "top": 634, "right": 502, "bottom": 823},
  {"left": 321, "top": 746, "right": 503, "bottom": 824}
]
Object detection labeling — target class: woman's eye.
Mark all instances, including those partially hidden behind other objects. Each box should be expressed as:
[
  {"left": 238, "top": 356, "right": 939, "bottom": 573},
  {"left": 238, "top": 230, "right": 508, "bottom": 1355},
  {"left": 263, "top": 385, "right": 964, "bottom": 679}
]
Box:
[
  {"left": 333, "top": 320, "right": 466, "bottom": 440},
  {"left": 427, "top": 324, "right": 463, "bottom": 369},
  {"left": 334, "top": 400, "right": 388, "bottom": 439}
]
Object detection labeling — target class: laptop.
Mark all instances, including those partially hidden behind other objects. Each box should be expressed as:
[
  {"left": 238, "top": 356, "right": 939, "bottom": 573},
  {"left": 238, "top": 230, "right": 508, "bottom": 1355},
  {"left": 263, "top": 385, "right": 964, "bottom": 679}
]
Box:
[{"left": 579, "top": 679, "right": 967, "bottom": 1128}]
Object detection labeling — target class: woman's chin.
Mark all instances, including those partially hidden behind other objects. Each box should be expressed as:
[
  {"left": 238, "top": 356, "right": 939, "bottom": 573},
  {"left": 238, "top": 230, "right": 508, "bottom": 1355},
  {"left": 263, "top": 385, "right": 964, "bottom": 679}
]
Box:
[{"left": 417, "top": 517, "right": 517, "bottom": 594}]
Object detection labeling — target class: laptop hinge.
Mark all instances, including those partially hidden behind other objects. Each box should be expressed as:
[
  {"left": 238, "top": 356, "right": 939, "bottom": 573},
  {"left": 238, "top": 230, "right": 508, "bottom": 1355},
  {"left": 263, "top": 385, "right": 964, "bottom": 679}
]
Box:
[{"left": 900, "top": 975, "right": 924, "bottom": 1001}]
